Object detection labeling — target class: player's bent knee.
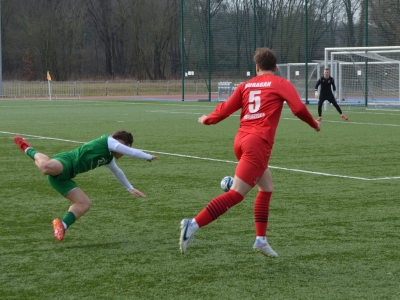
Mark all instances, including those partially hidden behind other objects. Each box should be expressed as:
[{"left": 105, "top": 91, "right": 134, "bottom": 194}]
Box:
[
  {"left": 73, "top": 200, "right": 91, "bottom": 216},
  {"left": 258, "top": 186, "right": 273, "bottom": 193},
  {"left": 65, "top": 189, "right": 91, "bottom": 212},
  {"left": 39, "top": 165, "right": 53, "bottom": 175},
  {"left": 81, "top": 201, "right": 91, "bottom": 212},
  {"left": 38, "top": 162, "right": 59, "bottom": 176},
  {"left": 76, "top": 197, "right": 91, "bottom": 208},
  {"left": 257, "top": 183, "right": 273, "bottom": 192}
]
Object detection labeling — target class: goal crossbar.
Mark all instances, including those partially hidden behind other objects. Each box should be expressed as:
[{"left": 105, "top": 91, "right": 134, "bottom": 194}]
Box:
[{"left": 325, "top": 46, "right": 400, "bottom": 67}]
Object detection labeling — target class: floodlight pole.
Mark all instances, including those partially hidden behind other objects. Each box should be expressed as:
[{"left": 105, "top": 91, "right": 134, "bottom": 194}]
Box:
[
  {"left": 364, "top": 0, "right": 369, "bottom": 107},
  {"left": 305, "top": 0, "right": 309, "bottom": 104},
  {"left": 0, "top": 2, "right": 2, "bottom": 97},
  {"left": 207, "top": 0, "right": 211, "bottom": 101},
  {"left": 181, "top": 0, "right": 185, "bottom": 101},
  {"left": 253, "top": 0, "right": 257, "bottom": 75}
]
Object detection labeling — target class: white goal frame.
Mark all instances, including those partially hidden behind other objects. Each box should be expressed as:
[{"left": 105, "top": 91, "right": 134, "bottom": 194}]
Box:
[
  {"left": 337, "top": 60, "right": 400, "bottom": 104},
  {"left": 324, "top": 46, "right": 400, "bottom": 68},
  {"left": 324, "top": 46, "right": 400, "bottom": 106},
  {"left": 276, "top": 62, "right": 320, "bottom": 101}
]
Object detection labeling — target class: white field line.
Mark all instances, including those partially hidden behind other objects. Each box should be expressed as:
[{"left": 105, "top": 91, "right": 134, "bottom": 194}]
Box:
[
  {"left": 283, "top": 117, "right": 400, "bottom": 127},
  {"left": 2, "top": 100, "right": 400, "bottom": 117},
  {"left": 0, "top": 100, "right": 216, "bottom": 109},
  {"left": 145, "top": 109, "right": 400, "bottom": 126},
  {"left": 148, "top": 111, "right": 400, "bottom": 126},
  {"left": 2, "top": 98, "right": 400, "bottom": 111},
  {"left": 2, "top": 131, "right": 399, "bottom": 181},
  {"left": 147, "top": 110, "right": 221, "bottom": 115}
]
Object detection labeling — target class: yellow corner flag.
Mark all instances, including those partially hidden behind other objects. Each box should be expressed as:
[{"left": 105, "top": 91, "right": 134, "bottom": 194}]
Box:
[{"left": 47, "top": 71, "right": 52, "bottom": 81}]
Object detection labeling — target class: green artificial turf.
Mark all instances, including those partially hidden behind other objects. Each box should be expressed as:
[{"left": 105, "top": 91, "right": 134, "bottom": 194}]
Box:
[{"left": 0, "top": 100, "right": 399, "bottom": 299}]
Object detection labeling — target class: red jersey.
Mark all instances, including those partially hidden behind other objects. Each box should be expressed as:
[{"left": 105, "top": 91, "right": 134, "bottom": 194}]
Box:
[{"left": 203, "top": 74, "right": 318, "bottom": 147}]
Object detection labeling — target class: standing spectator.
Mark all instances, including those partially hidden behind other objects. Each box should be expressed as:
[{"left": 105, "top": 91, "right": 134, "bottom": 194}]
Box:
[{"left": 315, "top": 68, "right": 348, "bottom": 121}]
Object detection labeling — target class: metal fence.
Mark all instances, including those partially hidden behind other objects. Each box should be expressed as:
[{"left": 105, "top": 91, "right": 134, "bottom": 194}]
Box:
[
  {"left": 1, "top": 80, "right": 250, "bottom": 99},
  {"left": 3, "top": 62, "right": 400, "bottom": 106}
]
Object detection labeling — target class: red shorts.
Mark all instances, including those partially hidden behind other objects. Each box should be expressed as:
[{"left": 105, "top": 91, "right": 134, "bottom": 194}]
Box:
[{"left": 233, "top": 131, "right": 271, "bottom": 187}]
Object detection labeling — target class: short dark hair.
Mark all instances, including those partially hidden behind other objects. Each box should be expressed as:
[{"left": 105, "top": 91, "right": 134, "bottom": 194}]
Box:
[
  {"left": 254, "top": 48, "right": 277, "bottom": 71},
  {"left": 112, "top": 130, "right": 133, "bottom": 146}
]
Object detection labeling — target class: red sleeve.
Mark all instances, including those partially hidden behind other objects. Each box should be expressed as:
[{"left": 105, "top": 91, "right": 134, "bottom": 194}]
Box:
[
  {"left": 294, "top": 106, "right": 319, "bottom": 129},
  {"left": 279, "top": 80, "right": 318, "bottom": 129},
  {"left": 203, "top": 86, "right": 243, "bottom": 125}
]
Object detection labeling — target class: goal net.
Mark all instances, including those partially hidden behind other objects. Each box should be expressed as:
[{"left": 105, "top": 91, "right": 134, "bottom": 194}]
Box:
[
  {"left": 325, "top": 47, "right": 400, "bottom": 106},
  {"left": 275, "top": 63, "right": 320, "bottom": 102}
]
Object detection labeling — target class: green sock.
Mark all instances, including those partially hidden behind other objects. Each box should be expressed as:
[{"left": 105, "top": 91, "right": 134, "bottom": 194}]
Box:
[
  {"left": 26, "top": 148, "right": 38, "bottom": 160},
  {"left": 61, "top": 211, "right": 77, "bottom": 228}
]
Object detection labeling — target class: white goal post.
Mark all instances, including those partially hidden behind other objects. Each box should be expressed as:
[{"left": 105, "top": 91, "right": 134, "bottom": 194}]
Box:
[
  {"left": 324, "top": 46, "right": 400, "bottom": 106},
  {"left": 276, "top": 62, "right": 320, "bottom": 101}
]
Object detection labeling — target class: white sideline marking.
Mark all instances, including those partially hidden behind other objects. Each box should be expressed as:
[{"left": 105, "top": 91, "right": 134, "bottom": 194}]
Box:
[
  {"left": 283, "top": 117, "right": 400, "bottom": 127},
  {"left": 3, "top": 131, "right": 399, "bottom": 181},
  {"left": 147, "top": 110, "right": 214, "bottom": 115},
  {"left": 146, "top": 110, "right": 400, "bottom": 126}
]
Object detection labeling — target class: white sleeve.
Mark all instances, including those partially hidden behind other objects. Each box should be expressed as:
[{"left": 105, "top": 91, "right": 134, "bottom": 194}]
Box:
[
  {"left": 108, "top": 136, "right": 152, "bottom": 160},
  {"left": 104, "top": 159, "right": 134, "bottom": 192},
  {"left": 107, "top": 136, "right": 121, "bottom": 151}
]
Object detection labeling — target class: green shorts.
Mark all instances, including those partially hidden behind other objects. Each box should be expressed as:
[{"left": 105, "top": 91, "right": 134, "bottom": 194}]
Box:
[
  {"left": 47, "top": 152, "right": 78, "bottom": 197},
  {"left": 47, "top": 175, "right": 78, "bottom": 197}
]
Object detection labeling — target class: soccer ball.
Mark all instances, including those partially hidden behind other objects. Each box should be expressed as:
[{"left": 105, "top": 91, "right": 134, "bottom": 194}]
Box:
[{"left": 220, "top": 176, "right": 233, "bottom": 192}]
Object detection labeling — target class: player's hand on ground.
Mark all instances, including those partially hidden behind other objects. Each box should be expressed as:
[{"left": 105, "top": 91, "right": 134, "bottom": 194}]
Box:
[
  {"left": 147, "top": 155, "right": 157, "bottom": 162},
  {"left": 198, "top": 115, "right": 208, "bottom": 123},
  {"left": 130, "top": 189, "right": 147, "bottom": 198},
  {"left": 315, "top": 120, "right": 321, "bottom": 132}
]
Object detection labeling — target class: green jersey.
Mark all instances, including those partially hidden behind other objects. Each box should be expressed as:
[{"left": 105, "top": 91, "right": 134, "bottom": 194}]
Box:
[{"left": 52, "top": 134, "right": 114, "bottom": 179}]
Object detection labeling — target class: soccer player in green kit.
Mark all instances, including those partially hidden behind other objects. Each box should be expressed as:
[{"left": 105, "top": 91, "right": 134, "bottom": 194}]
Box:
[{"left": 14, "top": 130, "right": 157, "bottom": 241}]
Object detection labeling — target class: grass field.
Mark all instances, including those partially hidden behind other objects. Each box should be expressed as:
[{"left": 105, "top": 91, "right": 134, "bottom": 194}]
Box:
[{"left": 0, "top": 99, "right": 399, "bottom": 299}]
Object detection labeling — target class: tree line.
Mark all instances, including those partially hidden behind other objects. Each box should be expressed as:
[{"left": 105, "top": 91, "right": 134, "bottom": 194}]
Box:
[{"left": 1, "top": 0, "right": 399, "bottom": 81}]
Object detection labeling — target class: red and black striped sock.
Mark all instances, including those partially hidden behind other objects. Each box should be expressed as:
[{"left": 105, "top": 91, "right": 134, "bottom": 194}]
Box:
[
  {"left": 254, "top": 191, "right": 272, "bottom": 236},
  {"left": 195, "top": 189, "right": 244, "bottom": 228}
]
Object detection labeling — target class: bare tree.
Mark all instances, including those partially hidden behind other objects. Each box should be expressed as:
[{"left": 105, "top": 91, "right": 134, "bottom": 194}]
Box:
[
  {"left": 1, "top": 0, "right": 20, "bottom": 77},
  {"left": 225, "top": 0, "right": 253, "bottom": 76},
  {"left": 276, "top": 0, "right": 305, "bottom": 62},
  {"left": 255, "top": 0, "right": 285, "bottom": 50},
  {"left": 306, "top": 0, "right": 341, "bottom": 60},
  {"left": 340, "top": 0, "right": 362, "bottom": 47},
  {"left": 126, "top": 0, "right": 180, "bottom": 80},
  {"left": 17, "top": 0, "right": 85, "bottom": 80},
  {"left": 369, "top": 0, "right": 400, "bottom": 45},
  {"left": 83, "top": 0, "right": 136, "bottom": 77},
  {"left": 3, "top": 0, "right": 400, "bottom": 81}
]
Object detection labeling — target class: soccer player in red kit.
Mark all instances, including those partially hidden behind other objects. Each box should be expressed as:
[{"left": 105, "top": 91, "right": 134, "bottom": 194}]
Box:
[{"left": 180, "top": 48, "right": 320, "bottom": 257}]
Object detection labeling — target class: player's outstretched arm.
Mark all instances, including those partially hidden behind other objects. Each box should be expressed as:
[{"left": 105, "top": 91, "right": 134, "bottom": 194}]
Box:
[
  {"left": 280, "top": 80, "right": 320, "bottom": 131},
  {"left": 147, "top": 155, "right": 157, "bottom": 162},
  {"left": 114, "top": 143, "right": 154, "bottom": 160},
  {"left": 315, "top": 120, "right": 321, "bottom": 132},
  {"left": 198, "top": 115, "right": 208, "bottom": 124},
  {"left": 130, "top": 188, "right": 146, "bottom": 198},
  {"left": 198, "top": 90, "right": 242, "bottom": 125}
]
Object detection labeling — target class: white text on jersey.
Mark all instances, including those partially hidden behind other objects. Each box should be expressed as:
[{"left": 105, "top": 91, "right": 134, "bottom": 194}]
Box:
[
  {"left": 243, "top": 113, "right": 265, "bottom": 120},
  {"left": 245, "top": 82, "right": 271, "bottom": 89}
]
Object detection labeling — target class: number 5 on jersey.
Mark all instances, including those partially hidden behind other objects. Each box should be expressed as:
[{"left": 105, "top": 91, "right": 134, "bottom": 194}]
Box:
[{"left": 249, "top": 90, "right": 261, "bottom": 113}]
